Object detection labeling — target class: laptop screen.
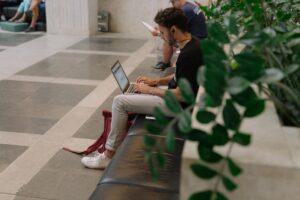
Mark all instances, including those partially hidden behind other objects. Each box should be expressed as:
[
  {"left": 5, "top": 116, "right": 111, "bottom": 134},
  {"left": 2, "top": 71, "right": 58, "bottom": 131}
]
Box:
[{"left": 111, "top": 61, "right": 130, "bottom": 92}]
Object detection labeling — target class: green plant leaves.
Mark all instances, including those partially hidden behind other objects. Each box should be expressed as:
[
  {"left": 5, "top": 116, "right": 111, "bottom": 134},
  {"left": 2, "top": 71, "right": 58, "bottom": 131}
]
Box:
[
  {"left": 244, "top": 99, "right": 265, "bottom": 118},
  {"left": 222, "top": 176, "right": 238, "bottom": 191},
  {"left": 231, "top": 87, "right": 258, "bottom": 107},
  {"left": 164, "top": 91, "right": 182, "bottom": 113},
  {"left": 178, "top": 110, "right": 192, "bottom": 133},
  {"left": 166, "top": 126, "right": 176, "bottom": 152},
  {"left": 233, "top": 132, "right": 251, "bottom": 146},
  {"left": 203, "top": 93, "right": 223, "bottom": 108},
  {"left": 208, "top": 22, "right": 230, "bottom": 44},
  {"left": 223, "top": 100, "right": 241, "bottom": 130},
  {"left": 196, "top": 110, "right": 216, "bottom": 124},
  {"left": 190, "top": 164, "right": 218, "bottom": 179},
  {"left": 153, "top": 107, "right": 170, "bottom": 125},
  {"left": 156, "top": 150, "right": 165, "bottom": 167},
  {"left": 211, "top": 124, "right": 229, "bottom": 146},
  {"left": 198, "top": 145, "right": 223, "bottom": 163},
  {"left": 144, "top": 135, "right": 156, "bottom": 147},
  {"left": 227, "top": 77, "right": 251, "bottom": 95},
  {"left": 197, "top": 67, "right": 206, "bottom": 86},
  {"left": 224, "top": 15, "right": 239, "bottom": 35},
  {"left": 259, "top": 68, "right": 284, "bottom": 83},
  {"left": 203, "top": 63, "right": 226, "bottom": 106},
  {"left": 144, "top": 121, "right": 164, "bottom": 135},
  {"left": 234, "top": 52, "right": 264, "bottom": 68},
  {"left": 145, "top": 152, "right": 159, "bottom": 181},
  {"left": 179, "top": 78, "right": 196, "bottom": 104},
  {"left": 201, "top": 40, "right": 227, "bottom": 61},
  {"left": 284, "top": 64, "right": 299, "bottom": 75},
  {"left": 187, "top": 129, "right": 208, "bottom": 141},
  {"left": 227, "top": 158, "right": 243, "bottom": 176},
  {"left": 233, "top": 52, "right": 265, "bottom": 81}
]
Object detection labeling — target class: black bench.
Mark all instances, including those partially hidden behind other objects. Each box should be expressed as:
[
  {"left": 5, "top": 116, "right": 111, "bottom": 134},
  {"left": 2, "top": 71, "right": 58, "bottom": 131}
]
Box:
[{"left": 89, "top": 115, "right": 185, "bottom": 200}]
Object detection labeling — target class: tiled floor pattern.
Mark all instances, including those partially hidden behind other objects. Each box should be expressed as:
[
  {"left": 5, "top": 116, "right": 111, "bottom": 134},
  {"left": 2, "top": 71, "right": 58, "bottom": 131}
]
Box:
[
  {"left": 0, "top": 33, "right": 42, "bottom": 47},
  {"left": 68, "top": 37, "right": 147, "bottom": 53},
  {"left": 17, "top": 53, "right": 129, "bottom": 80},
  {"left": 0, "top": 144, "right": 27, "bottom": 173},
  {"left": 0, "top": 80, "right": 95, "bottom": 135},
  {"left": 0, "top": 32, "right": 154, "bottom": 200}
]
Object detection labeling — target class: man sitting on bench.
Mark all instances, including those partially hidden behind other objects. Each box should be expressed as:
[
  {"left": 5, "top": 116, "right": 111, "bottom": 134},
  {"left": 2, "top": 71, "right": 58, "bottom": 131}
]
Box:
[{"left": 81, "top": 7, "right": 204, "bottom": 169}]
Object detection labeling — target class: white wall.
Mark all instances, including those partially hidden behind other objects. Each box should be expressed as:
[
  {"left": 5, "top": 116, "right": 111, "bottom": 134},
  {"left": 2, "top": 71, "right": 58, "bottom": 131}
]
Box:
[
  {"left": 98, "top": 0, "right": 209, "bottom": 37},
  {"left": 98, "top": 0, "right": 169, "bottom": 37},
  {"left": 46, "top": 0, "right": 98, "bottom": 36}
]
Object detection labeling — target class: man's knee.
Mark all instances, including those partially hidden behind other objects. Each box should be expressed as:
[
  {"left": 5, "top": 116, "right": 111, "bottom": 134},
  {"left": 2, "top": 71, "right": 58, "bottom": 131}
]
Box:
[{"left": 113, "top": 95, "right": 127, "bottom": 109}]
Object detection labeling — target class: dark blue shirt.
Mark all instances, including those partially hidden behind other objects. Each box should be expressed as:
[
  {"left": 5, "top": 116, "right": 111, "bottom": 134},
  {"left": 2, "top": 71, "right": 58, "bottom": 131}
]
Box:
[{"left": 182, "top": 2, "right": 207, "bottom": 39}]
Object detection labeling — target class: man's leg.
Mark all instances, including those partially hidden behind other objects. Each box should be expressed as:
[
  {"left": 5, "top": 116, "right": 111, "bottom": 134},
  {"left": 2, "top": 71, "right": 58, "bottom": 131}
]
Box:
[
  {"left": 81, "top": 94, "right": 173, "bottom": 169},
  {"left": 29, "top": 6, "right": 39, "bottom": 27},
  {"left": 105, "top": 94, "right": 173, "bottom": 152},
  {"left": 163, "top": 42, "right": 174, "bottom": 64},
  {"left": 8, "top": 11, "right": 21, "bottom": 22},
  {"left": 152, "top": 42, "right": 173, "bottom": 70},
  {"left": 25, "top": 0, "right": 40, "bottom": 32}
]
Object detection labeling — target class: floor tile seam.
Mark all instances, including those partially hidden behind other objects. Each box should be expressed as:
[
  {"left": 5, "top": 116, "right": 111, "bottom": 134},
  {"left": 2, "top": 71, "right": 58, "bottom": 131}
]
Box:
[
  {"left": 0, "top": 193, "right": 15, "bottom": 200},
  {"left": 0, "top": 38, "right": 154, "bottom": 194},
  {"left": 0, "top": 131, "right": 95, "bottom": 147},
  {"left": 93, "top": 33, "right": 148, "bottom": 39},
  {"left": 0, "top": 45, "right": 12, "bottom": 49},
  {"left": 0, "top": 131, "right": 41, "bottom": 147},
  {"left": 0, "top": 30, "right": 42, "bottom": 35},
  {"left": 6, "top": 75, "right": 102, "bottom": 86},
  {"left": 62, "top": 49, "right": 133, "bottom": 56},
  {"left": 14, "top": 194, "right": 55, "bottom": 200},
  {"left": 0, "top": 35, "right": 86, "bottom": 81}
]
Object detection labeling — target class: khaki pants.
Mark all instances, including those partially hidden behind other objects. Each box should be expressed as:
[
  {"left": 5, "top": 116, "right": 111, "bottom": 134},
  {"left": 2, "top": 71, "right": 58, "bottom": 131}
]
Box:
[{"left": 105, "top": 94, "right": 174, "bottom": 151}]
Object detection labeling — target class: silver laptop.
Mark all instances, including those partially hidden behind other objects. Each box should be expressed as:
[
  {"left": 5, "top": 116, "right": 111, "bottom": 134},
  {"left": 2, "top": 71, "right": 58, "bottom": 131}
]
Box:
[{"left": 111, "top": 61, "right": 136, "bottom": 94}]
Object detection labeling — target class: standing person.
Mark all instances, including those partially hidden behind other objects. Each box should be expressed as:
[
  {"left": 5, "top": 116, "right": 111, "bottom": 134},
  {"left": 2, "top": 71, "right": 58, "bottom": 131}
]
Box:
[
  {"left": 8, "top": 0, "right": 31, "bottom": 22},
  {"left": 152, "top": 0, "right": 207, "bottom": 70},
  {"left": 24, "top": 0, "right": 40, "bottom": 32},
  {"left": 81, "top": 7, "right": 204, "bottom": 169}
]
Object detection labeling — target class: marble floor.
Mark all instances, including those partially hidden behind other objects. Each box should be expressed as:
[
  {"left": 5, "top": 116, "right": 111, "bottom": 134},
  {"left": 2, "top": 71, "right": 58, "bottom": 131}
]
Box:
[{"left": 0, "top": 31, "right": 158, "bottom": 200}]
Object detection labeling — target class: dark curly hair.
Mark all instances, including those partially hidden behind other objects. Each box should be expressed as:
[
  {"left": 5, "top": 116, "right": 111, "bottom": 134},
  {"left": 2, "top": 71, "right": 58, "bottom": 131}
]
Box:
[{"left": 154, "top": 7, "right": 188, "bottom": 32}]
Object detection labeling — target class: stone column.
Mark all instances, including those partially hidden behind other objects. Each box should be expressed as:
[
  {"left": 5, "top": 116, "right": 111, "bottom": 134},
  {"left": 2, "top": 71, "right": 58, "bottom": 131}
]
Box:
[{"left": 45, "top": 0, "right": 98, "bottom": 36}]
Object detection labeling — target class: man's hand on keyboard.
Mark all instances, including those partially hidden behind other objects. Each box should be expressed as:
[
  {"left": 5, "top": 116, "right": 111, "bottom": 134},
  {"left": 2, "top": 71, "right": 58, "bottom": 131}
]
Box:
[
  {"left": 134, "top": 83, "right": 154, "bottom": 95},
  {"left": 136, "top": 76, "right": 158, "bottom": 86}
]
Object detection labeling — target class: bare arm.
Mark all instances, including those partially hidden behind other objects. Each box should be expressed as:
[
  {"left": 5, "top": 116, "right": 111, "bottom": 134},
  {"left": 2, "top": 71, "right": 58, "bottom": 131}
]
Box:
[
  {"left": 136, "top": 74, "right": 174, "bottom": 86},
  {"left": 135, "top": 84, "right": 183, "bottom": 101}
]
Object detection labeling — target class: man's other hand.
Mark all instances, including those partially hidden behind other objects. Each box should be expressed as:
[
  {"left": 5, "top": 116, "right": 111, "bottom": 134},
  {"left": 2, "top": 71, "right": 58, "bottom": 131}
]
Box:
[{"left": 136, "top": 76, "right": 158, "bottom": 86}]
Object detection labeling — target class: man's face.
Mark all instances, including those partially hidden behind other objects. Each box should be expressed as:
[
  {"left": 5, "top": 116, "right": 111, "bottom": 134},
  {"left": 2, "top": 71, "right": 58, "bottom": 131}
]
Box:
[
  {"left": 170, "top": 0, "right": 181, "bottom": 8},
  {"left": 158, "top": 25, "right": 177, "bottom": 46}
]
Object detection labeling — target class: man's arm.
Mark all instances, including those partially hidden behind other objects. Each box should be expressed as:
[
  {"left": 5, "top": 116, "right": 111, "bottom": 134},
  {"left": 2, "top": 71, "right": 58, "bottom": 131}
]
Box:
[
  {"left": 150, "top": 87, "right": 182, "bottom": 101},
  {"left": 136, "top": 74, "right": 174, "bottom": 86},
  {"left": 156, "top": 74, "right": 174, "bottom": 85}
]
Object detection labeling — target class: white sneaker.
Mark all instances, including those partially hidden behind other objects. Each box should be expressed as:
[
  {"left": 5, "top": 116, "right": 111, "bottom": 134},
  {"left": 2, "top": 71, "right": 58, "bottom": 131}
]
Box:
[{"left": 81, "top": 152, "right": 111, "bottom": 169}]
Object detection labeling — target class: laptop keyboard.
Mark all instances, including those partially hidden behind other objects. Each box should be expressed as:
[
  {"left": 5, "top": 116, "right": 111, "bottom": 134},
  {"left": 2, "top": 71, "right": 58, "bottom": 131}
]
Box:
[{"left": 127, "top": 84, "right": 135, "bottom": 94}]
